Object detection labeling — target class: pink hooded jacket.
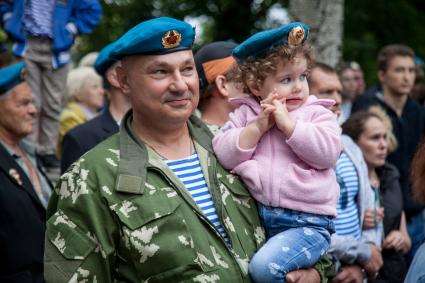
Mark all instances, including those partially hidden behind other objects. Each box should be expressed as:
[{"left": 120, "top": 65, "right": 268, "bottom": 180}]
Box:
[{"left": 213, "top": 95, "right": 341, "bottom": 216}]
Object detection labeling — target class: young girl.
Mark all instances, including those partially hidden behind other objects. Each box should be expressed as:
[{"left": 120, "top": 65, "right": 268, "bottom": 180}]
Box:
[{"left": 212, "top": 22, "right": 341, "bottom": 282}]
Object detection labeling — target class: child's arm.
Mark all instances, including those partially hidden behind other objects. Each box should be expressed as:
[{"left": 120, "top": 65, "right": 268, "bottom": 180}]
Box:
[
  {"left": 239, "top": 95, "right": 276, "bottom": 149},
  {"left": 213, "top": 95, "right": 276, "bottom": 170},
  {"left": 286, "top": 107, "right": 342, "bottom": 169}
]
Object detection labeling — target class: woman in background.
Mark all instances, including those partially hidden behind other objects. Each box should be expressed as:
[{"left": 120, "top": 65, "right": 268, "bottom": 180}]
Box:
[
  {"left": 342, "top": 106, "right": 411, "bottom": 283},
  {"left": 57, "top": 66, "right": 104, "bottom": 158}
]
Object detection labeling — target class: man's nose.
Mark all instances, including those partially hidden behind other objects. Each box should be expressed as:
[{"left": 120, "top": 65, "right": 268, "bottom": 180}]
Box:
[{"left": 169, "top": 71, "right": 189, "bottom": 93}]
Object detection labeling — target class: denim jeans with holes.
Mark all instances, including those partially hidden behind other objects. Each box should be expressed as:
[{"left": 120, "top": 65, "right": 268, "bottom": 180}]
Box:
[{"left": 249, "top": 204, "right": 335, "bottom": 283}]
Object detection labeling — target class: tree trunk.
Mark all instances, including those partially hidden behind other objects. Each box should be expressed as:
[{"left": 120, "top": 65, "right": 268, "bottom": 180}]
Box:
[{"left": 288, "top": 0, "right": 344, "bottom": 68}]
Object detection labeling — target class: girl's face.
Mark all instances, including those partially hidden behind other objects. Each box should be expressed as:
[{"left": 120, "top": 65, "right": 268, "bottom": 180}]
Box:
[
  {"left": 357, "top": 117, "right": 388, "bottom": 169},
  {"left": 255, "top": 56, "right": 309, "bottom": 112}
]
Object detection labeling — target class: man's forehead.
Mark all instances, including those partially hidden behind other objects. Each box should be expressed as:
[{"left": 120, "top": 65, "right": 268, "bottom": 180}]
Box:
[
  {"left": 125, "top": 50, "right": 194, "bottom": 68},
  {"left": 11, "top": 82, "right": 32, "bottom": 98},
  {"left": 0, "top": 82, "right": 31, "bottom": 103},
  {"left": 388, "top": 55, "right": 415, "bottom": 68},
  {"left": 316, "top": 73, "right": 342, "bottom": 92}
]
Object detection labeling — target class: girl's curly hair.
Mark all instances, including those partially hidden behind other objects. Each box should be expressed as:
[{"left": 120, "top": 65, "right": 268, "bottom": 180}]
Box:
[{"left": 233, "top": 43, "right": 314, "bottom": 93}]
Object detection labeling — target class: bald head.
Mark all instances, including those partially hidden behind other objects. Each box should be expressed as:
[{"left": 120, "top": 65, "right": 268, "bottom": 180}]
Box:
[{"left": 309, "top": 63, "right": 343, "bottom": 117}]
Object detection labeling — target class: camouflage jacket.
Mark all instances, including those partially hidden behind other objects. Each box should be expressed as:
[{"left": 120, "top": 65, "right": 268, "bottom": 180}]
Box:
[{"left": 44, "top": 112, "right": 266, "bottom": 283}]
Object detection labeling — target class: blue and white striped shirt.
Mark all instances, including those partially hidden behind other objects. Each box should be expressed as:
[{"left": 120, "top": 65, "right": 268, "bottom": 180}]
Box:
[
  {"left": 24, "top": 0, "right": 54, "bottom": 38},
  {"left": 335, "top": 152, "right": 361, "bottom": 239},
  {"left": 165, "top": 152, "right": 230, "bottom": 245}
]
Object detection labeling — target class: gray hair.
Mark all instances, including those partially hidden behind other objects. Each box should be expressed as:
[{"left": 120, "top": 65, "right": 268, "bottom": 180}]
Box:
[{"left": 66, "top": 67, "right": 102, "bottom": 102}]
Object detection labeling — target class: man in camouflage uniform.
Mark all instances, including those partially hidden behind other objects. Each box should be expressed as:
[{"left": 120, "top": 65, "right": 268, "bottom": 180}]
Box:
[{"left": 45, "top": 17, "right": 330, "bottom": 282}]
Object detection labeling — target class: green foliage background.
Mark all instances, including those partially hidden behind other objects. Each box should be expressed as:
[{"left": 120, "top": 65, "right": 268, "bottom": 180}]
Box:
[
  {"left": 3, "top": 0, "right": 422, "bottom": 86},
  {"left": 344, "top": 0, "right": 425, "bottom": 85}
]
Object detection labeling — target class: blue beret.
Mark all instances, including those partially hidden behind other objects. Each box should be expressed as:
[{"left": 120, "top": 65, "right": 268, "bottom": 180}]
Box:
[
  {"left": 0, "top": 62, "right": 26, "bottom": 95},
  {"left": 111, "top": 17, "right": 195, "bottom": 59},
  {"left": 94, "top": 41, "right": 118, "bottom": 76},
  {"left": 232, "top": 22, "right": 309, "bottom": 62}
]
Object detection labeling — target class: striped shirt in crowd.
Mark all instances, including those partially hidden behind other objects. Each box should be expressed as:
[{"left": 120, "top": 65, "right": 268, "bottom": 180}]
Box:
[
  {"left": 165, "top": 152, "right": 231, "bottom": 245},
  {"left": 335, "top": 152, "right": 361, "bottom": 239},
  {"left": 24, "top": 0, "right": 54, "bottom": 38}
]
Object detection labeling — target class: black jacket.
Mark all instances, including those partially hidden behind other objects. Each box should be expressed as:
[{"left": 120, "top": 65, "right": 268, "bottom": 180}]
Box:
[
  {"left": 372, "top": 163, "right": 407, "bottom": 283},
  {"left": 61, "top": 108, "right": 119, "bottom": 173},
  {"left": 0, "top": 143, "right": 51, "bottom": 283}
]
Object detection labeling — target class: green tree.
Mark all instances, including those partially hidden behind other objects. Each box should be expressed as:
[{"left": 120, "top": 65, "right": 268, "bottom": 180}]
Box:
[
  {"left": 74, "top": 0, "right": 155, "bottom": 62},
  {"left": 75, "top": 0, "right": 288, "bottom": 59},
  {"left": 343, "top": 0, "right": 425, "bottom": 85}
]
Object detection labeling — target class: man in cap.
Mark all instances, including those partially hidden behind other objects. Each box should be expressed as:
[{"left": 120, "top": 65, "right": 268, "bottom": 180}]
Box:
[
  {"left": 0, "top": 62, "right": 52, "bottom": 282},
  {"left": 60, "top": 41, "right": 131, "bottom": 173},
  {"left": 195, "top": 41, "right": 244, "bottom": 134},
  {"left": 44, "top": 17, "right": 266, "bottom": 282}
]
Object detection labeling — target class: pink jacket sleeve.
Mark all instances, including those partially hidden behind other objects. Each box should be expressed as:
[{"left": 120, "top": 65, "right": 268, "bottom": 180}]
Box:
[
  {"left": 286, "top": 107, "right": 342, "bottom": 169},
  {"left": 212, "top": 109, "right": 257, "bottom": 170}
]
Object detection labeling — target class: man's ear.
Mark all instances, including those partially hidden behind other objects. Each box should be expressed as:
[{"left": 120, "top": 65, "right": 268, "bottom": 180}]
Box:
[
  {"left": 116, "top": 65, "right": 131, "bottom": 94},
  {"left": 215, "top": 75, "right": 229, "bottom": 98},
  {"left": 106, "top": 68, "right": 121, "bottom": 89}
]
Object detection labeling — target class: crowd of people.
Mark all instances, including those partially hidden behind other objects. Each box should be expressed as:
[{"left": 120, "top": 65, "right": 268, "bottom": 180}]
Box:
[{"left": 0, "top": 2, "right": 424, "bottom": 283}]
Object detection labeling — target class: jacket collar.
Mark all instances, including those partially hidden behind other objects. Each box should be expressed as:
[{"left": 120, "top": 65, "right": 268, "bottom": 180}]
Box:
[
  {"left": 115, "top": 110, "right": 214, "bottom": 195},
  {"left": 0, "top": 142, "right": 45, "bottom": 209}
]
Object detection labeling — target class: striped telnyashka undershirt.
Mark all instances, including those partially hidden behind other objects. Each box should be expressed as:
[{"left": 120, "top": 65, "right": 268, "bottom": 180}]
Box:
[{"left": 165, "top": 152, "right": 231, "bottom": 245}]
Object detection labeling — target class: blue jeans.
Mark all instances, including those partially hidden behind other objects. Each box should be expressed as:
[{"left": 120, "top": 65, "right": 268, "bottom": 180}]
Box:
[
  {"left": 406, "top": 211, "right": 425, "bottom": 264},
  {"left": 249, "top": 204, "right": 334, "bottom": 283}
]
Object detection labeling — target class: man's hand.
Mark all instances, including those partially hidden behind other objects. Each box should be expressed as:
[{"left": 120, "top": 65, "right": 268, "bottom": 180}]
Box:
[
  {"left": 362, "top": 244, "right": 383, "bottom": 279},
  {"left": 331, "top": 265, "right": 364, "bottom": 283},
  {"left": 286, "top": 268, "right": 320, "bottom": 283}
]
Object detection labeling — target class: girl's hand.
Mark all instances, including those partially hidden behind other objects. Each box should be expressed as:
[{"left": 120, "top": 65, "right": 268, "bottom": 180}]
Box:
[
  {"left": 271, "top": 92, "right": 295, "bottom": 137},
  {"left": 363, "top": 207, "right": 384, "bottom": 229},
  {"left": 383, "top": 230, "right": 410, "bottom": 253},
  {"left": 256, "top": 90, "right": 278, "bottom": 134}
]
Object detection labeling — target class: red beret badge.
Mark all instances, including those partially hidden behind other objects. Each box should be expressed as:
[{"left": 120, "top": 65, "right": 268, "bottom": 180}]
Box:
[{"left": 162, "top": 30, "right": 182, "bottom": 49}]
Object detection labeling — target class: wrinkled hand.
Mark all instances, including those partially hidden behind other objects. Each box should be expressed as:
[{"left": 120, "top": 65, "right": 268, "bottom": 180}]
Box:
[
  {"left": 331, "top": 265, "right": 364, "bottom": 283},
  {"left": 383, "top": 230, "right": 410, "bottom": 253},
  {"left": 362, "top": 244, "right": 383, "bottom": 279},
  {"left": 363, "top": 207, "right": 384, "bottom": 229},
  {"left": 286, "top": 268, "right": 320, "bottom": 283}
]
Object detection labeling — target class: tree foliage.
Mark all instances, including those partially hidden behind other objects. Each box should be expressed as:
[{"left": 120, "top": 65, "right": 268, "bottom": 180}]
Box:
[
  {"left": 343, "top": 0, "right": 425, "bottom": 84},
  {"left": 74, "top": 0, "right": 425, "bottom": 86},
  {"left": 74, "top": 0, "right": 288, "bottom": 60}
]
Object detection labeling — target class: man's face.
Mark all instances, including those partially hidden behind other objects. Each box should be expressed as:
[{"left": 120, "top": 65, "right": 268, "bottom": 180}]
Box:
[
  {"left": 0, "top": 82, "right": 36, "bottom": 139},
  {"left": 379, "top": 55, "right": 415, "bottom": 97},
  {"left": 118, "top": 50, "right": 199, "bottom": 125},
  {"left": 340, "top": 68, "right": 358, "bottom": 101},
  {"left": 309, "top": 68, "right": 343, "bottom": 117}
]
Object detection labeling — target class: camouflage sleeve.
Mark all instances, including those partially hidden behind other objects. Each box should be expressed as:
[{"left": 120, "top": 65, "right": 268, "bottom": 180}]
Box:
[
  {"left": 314, "top": 254, "right": 335, "bottom": 283},
  {"left": 44, "top": 160, "right": 117, "bottom": 283}
]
